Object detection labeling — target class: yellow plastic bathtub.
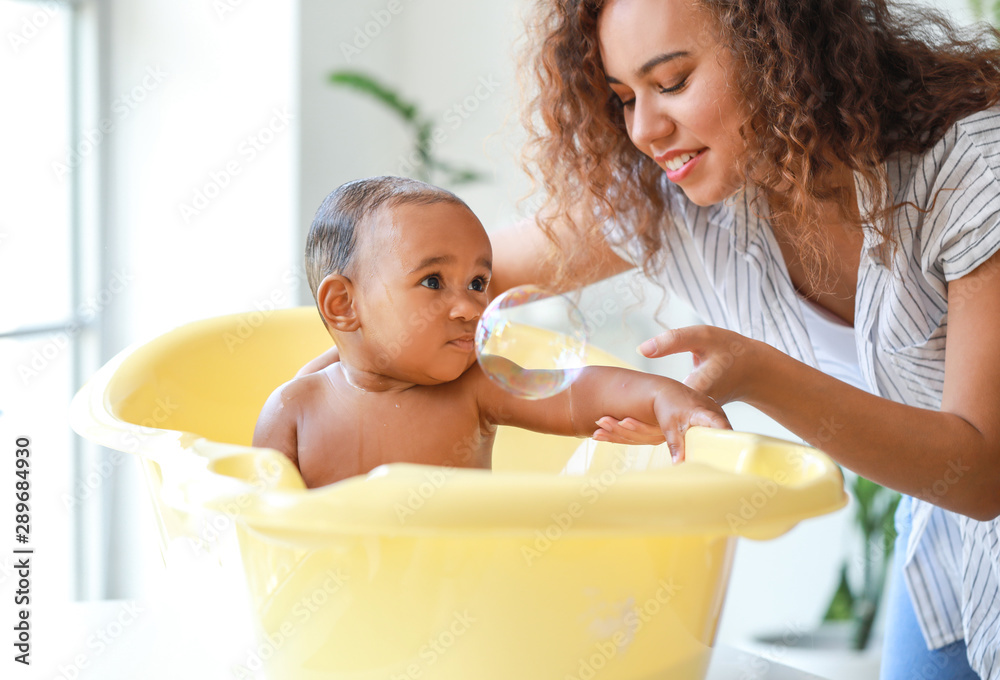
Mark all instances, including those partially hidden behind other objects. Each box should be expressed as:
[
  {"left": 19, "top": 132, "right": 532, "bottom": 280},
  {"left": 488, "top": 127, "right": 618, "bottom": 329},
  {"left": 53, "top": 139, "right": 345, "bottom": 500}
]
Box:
[{"left": 71, "top": 306, "right": 846, "bottom": 680}]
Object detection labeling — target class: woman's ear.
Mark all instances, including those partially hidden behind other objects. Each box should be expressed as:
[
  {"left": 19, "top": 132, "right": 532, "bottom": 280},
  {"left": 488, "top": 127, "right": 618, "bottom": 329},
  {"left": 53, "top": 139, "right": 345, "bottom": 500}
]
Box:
[{"left": 316, "top": 274, "right": 360, "bottom": 332}]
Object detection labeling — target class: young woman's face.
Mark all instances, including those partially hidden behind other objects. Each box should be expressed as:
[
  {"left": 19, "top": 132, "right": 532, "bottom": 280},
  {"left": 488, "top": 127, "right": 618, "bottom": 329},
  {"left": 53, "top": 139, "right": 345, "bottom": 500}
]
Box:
[{"left": 598, "top": 0, "right": 746, "bottom": 206}]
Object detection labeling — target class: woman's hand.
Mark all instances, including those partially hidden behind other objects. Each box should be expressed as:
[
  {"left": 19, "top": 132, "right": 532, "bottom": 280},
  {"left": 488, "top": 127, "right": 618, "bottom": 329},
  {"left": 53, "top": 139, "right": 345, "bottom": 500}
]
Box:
[
  {"left": 592, "top": 416, "right": 666, "bottom": 445},
  {"left": 638, "top": 325, "right": 759, "bottom": 403},
  {"left": 593, "top": 325, "right": 760, "bottom": 446},
  {"left": 590, "top": 375, "right": 732, "bottom": 461}
]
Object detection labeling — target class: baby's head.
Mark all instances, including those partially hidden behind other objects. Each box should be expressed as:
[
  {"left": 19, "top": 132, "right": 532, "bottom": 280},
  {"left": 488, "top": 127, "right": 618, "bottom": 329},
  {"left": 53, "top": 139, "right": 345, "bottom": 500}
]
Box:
[{"left": 306, "top": 176, "right": 492, "bottom": 385}]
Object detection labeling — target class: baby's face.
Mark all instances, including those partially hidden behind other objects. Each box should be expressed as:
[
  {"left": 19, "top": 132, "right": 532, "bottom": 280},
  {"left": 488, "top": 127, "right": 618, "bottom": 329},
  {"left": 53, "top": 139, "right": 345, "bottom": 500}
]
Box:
[{"left": 352, "top": 201, "right": 492, "bottom": 384}]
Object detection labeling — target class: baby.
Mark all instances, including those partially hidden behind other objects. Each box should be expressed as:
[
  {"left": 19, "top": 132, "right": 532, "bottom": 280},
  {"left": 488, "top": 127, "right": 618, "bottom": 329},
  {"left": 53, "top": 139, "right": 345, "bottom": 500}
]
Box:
[{"left": 253, "top": 176, "right": 730, "bottom": 488}]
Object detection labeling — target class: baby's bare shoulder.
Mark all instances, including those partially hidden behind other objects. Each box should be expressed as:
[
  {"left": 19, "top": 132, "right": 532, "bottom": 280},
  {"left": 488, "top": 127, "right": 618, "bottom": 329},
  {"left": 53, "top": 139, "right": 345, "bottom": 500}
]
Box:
[
  {"left": 447, "top": 362, "right": 506, "bottom": 424},
  {"left": 443, "top": 361, "right": 491, "bottom": 399},
  {"left": 254, "top": 372, "right": 335, "bottom": 463},
  {"left": 264, "top": 370, "right": 341, "bottom": 420},
  {"left": 278, "top": 371, "right": 327, "bottom": 401}
]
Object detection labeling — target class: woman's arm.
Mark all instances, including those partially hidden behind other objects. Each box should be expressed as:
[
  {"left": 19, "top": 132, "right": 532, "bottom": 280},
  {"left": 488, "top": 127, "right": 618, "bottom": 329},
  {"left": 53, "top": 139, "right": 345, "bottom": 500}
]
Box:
[
  {"left": 489, "top": 216, "right": 635, "bottom": 296},
  {"left": 636, "top": 252, "right": 1000, "bottom": 520}
]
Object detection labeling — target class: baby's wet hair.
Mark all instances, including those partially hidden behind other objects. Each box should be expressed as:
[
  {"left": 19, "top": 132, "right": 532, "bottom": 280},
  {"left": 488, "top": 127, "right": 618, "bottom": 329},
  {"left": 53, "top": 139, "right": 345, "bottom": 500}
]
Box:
[{"left": 305, "top": 176, "right": 471, "bottom": 302}]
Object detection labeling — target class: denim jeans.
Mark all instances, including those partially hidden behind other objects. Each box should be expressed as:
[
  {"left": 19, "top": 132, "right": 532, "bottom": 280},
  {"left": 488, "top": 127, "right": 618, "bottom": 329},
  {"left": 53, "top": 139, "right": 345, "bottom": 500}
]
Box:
[{"left": 879, "top": 495, "right": 980, "bottom": 680}]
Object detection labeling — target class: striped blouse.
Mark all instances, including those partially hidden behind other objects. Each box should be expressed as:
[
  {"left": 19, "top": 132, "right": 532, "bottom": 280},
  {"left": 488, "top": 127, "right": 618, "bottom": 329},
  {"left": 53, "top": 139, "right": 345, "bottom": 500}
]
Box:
[{"left": 611, "top": 108, "right": 1000, "bottom": 677}]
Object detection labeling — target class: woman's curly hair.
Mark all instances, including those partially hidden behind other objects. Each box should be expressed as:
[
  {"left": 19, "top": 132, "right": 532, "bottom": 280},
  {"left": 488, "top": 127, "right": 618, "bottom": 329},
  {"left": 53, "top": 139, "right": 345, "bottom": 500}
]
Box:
[{"left": 519, "top": 0, "right": 1000, "bottom": 291}]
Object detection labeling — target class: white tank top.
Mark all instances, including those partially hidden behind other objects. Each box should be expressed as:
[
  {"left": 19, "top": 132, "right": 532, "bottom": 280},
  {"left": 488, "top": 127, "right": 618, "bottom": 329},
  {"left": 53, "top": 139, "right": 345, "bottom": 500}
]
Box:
[{"left": 797, "top": 296, "right": 868, "bottom": 393}]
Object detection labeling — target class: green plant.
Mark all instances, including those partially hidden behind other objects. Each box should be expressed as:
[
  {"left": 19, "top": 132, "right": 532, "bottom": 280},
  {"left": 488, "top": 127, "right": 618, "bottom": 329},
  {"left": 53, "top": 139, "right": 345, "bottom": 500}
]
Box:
[
  {"left": 328, "top": 70, "right": 487, "bottom": 187},
  {"left": 821, "top": 475, "right": 901, "bottom": 650}
]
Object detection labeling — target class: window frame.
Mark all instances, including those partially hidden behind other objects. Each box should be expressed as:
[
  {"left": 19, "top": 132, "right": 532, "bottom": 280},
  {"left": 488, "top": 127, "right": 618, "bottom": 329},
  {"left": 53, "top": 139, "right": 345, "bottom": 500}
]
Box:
[{"left": 0, "top": 0, "right": 106, "bottom": 600}]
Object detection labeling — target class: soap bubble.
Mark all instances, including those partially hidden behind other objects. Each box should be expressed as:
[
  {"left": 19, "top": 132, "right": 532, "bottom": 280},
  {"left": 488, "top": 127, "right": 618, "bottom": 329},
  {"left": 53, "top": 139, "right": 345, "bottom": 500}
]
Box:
[{"left": 475, "top": 285, "right": 590, "bottom": 400}]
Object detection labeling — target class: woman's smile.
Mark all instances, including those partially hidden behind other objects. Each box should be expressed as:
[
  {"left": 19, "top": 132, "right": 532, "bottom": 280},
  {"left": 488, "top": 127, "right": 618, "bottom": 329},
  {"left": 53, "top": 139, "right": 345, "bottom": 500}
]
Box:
[{"left": 658, "top": 147, "right": 706, "bottom": 181}]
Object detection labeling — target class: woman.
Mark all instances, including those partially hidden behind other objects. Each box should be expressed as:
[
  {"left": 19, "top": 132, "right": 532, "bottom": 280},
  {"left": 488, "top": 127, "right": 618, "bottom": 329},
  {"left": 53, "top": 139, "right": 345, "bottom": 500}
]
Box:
[{"left": 489, "top": 0, "right": 1000, "bottom": 677}]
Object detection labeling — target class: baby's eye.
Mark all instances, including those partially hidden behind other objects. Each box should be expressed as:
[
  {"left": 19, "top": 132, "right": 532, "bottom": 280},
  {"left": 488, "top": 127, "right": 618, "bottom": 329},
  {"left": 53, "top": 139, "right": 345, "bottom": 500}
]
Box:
[
  {"left": 469, "top": 277, "right": 488, "bottom": 292},
  {"left": 420, "top": 275, "right": 441, "bottom": 290}
]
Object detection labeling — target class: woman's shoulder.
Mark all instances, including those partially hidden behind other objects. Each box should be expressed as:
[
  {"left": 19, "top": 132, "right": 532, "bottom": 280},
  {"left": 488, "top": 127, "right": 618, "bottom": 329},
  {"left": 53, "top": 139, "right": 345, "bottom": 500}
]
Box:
[
  {"left": 901, "top": 106, "right": 1000, "bottom": 281},
  {"left": 890, "top": 106, "right": 1000, "bottom": 196},
  {"left": 952, "top": 106, "right": 1000, "bottom": 137},
  {"left": 919, "top": 106, "right": 1000, "bottom": 171},
  {"left": 951, "top": 107, "right": 1000, "bottom": 174}
]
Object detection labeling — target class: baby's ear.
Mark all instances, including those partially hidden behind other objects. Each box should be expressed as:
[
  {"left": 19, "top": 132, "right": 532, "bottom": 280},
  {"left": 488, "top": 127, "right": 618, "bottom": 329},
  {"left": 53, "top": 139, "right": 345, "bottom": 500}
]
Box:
[{"left": 317, "top": 274, "right": 360, "bottom": 332}]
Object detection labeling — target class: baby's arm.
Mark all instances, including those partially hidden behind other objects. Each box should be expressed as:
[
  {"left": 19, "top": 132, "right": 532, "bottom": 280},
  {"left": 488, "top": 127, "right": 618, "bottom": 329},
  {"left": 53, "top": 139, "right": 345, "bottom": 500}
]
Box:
[
  {"left": 477, "top": 362, "right": 730, "bottom": 462},
  {"left": 252, "top": 383, "right": 300, "bottom": 470}
]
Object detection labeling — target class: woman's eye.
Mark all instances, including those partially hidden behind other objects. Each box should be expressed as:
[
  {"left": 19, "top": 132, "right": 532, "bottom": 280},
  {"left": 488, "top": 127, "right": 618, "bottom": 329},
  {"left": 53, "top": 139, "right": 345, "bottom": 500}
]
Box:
[
  {"left": 469, "top": 277, "right": 487, "bottom": 292},
  {"left": 659, "top": 77, "right": 688, "bottom": 94},
  {"left": 613, "top": 92, "right": 635, "bottom": 109},
  {"left": 420, "top": 275, "right": 441, "bottom": 290}
]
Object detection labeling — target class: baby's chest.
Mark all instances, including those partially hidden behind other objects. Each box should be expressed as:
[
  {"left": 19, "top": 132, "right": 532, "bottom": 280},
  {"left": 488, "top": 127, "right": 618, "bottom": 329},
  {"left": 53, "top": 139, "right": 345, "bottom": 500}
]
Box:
[
  {"left": 358, "top": 403, "right": 491, "bottom": 465},
  {"left": 298, "top": 396, "right": 492, "bottom": 486}
]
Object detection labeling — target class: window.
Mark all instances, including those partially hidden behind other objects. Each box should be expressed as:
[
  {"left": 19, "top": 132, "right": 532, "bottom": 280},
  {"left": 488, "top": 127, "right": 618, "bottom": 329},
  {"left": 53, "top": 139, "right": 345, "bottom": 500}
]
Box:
[{"left": 0, "top": 0, "right": 98, "bottom": 601}]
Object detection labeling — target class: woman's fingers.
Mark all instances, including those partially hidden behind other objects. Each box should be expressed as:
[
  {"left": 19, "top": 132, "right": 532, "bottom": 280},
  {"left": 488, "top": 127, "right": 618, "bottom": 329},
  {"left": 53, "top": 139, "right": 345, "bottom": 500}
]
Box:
[
  {"left": 593, "top": 417, "right": 665, "bottom": 445},
  {"left": 619, "top": 417, "right": 662, "bottom": 437},
  {"left": 592, "top": 428, "right": 649, "bottom": 445},
  {"left": 638, "top": 326, "right": 702, "bottom": 359},
  {"left": 645, "top": 326, "right": 756, "bottom": 406}
]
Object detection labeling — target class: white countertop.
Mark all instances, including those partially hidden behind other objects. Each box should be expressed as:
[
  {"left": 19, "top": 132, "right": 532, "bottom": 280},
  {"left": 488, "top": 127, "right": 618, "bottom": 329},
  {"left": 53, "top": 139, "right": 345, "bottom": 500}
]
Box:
[{"left": 6, "top": 598, "right": 826, "bottom": 680}]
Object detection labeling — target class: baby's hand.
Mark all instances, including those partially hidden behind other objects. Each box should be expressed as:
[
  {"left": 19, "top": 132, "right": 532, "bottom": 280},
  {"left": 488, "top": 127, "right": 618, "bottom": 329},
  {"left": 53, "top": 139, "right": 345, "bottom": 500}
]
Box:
[
  {"left": 593, "top": 382, "right": 730, "bottom": 463},
  {"left": 653, "top": 384, "right": 731, "bottom": 463}
]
